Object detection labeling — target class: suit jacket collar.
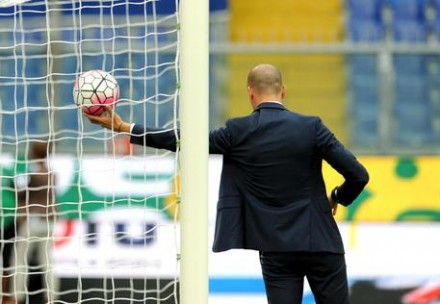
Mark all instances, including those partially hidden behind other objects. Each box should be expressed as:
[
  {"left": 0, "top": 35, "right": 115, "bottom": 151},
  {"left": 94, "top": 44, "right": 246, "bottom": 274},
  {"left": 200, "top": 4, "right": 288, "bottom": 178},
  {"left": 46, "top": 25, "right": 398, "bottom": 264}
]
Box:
[{"left": 254, "top": 102, "right": 286, "bottom": 111}]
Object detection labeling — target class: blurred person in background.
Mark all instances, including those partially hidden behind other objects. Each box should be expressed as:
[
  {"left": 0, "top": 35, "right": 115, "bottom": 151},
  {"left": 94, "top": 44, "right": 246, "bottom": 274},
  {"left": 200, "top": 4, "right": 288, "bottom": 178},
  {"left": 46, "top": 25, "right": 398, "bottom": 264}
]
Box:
[
  {"left": 10, "top": 141, "right": 59, "bottom": 304},
  {"left": 1, "top": 191, "right": 17, "bottom": 304},
  {"left": 1, "top": 155, "right": 27, "bottom": 304},
  {"left": 86, "top": 64, "right": 369, "bottom": 304}
]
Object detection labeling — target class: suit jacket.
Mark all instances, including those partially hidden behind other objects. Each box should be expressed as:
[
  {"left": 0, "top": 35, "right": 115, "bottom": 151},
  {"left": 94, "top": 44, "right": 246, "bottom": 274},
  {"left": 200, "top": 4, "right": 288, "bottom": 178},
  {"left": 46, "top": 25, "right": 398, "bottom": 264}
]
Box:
[{"left": 130, "top": 102, "right": 369, "bottom": 254}]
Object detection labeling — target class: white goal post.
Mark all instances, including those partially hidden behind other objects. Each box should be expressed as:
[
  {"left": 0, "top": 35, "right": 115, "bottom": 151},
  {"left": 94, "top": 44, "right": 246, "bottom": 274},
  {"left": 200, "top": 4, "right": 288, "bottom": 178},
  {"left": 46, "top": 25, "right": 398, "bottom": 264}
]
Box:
[
  {"left": 0, "top": 0, "right": 209, "bottom": 303},
  {"left": 179, "top": 0, "right": 209, "bottom": 303}
]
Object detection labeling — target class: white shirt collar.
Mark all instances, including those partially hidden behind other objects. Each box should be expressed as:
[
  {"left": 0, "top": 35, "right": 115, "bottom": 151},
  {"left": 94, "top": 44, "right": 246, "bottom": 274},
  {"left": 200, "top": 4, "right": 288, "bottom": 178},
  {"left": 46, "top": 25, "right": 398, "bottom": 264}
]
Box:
[{"left": 261, "top": 100, "right": 282, "bottom": 105}]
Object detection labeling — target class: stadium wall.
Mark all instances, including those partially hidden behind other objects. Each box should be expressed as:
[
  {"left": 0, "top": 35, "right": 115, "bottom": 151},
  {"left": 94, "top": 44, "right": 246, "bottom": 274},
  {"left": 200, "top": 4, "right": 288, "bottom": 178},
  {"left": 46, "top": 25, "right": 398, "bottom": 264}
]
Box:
[{"left": 1, "top": 155, "right": 440, "bottom": 302}]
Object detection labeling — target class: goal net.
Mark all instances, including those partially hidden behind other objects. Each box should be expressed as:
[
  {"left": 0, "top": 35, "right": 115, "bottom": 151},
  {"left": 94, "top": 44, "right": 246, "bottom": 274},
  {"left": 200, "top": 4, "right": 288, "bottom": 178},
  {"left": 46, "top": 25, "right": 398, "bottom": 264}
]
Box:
[{"left": 0, "top": 0, "right": 181, "bottom": 303}]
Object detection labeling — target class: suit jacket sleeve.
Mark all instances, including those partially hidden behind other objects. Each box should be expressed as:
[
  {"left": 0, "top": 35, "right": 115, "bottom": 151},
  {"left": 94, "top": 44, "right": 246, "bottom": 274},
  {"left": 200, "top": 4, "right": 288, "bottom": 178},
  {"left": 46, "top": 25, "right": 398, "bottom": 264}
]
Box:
[
  {"left": 129, "top": 122, "right": 233, "bottom": 154},
  {"left": 130, "top": 124, "right": 178, "bottom": 152},
  {"left": 315, "top": 118, "right": 369, "bottom": 206},
  {"left": 209, "top": 121, "right": 233, "bottom": 154}
]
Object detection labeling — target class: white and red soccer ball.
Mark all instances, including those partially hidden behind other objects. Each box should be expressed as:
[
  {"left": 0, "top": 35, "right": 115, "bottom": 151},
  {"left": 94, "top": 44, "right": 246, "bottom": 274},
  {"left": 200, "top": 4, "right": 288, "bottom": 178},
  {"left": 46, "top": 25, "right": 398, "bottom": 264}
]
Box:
[{"left": 73, "top": 70, "right": 120, "bottom": 116}]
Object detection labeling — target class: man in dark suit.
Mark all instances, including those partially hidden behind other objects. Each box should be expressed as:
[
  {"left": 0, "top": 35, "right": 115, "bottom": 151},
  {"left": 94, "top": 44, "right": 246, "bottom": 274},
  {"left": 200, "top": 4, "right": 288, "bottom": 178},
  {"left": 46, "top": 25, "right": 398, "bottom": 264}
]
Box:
[{"left": 86, "top": 64, "right": 369, "bottom": 304}]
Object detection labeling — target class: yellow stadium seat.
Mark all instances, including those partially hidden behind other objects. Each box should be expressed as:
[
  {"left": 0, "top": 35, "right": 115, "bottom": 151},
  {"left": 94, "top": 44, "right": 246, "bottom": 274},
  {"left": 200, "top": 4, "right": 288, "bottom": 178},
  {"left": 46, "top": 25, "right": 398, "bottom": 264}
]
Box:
[
  {"left": 290, "top": 0, "right": 344, "bottom": 13},
  {"left": 230, "top": 0, "right": 344, "bottom": 43},
  {"left": 231, "top": 0, "right": 344, "bottom": 13}
]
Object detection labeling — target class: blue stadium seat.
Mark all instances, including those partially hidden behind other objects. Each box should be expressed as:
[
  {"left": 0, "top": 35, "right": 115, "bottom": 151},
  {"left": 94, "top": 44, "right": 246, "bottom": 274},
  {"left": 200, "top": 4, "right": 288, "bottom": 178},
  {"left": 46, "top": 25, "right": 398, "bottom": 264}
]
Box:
[
  {"left": 394, "top": 103, "right": 434, "bottom": 145},
  {"left": 59, "top": 56, "right": 78, "bottom": 74},
  {"left": 347, "top": 0, "right": 385, "bottom": 42},
  {"left": 349, "top": 73, "right": 380, "bottom": 146},
  {"left": 131, "top": 53, "right": 147, "bottom": 71},
  {"left": 350, "top": 88, "right": 379, "bottom": 147},
  {"left": 392, "top": 19, "right": 428, "bottom": 43},
  {"left": 131, "top": 79, "right": 147, "bottom": 101},
  {"left": 22, "top": 57, "right": 46, "bottom": 78},
  {"left": 114, "top": 77, "right": 129, "bottom": 101},
  {"left": 27, "top": 111, "right": 41, "bottom": 134},
  {"left": 351, "top": 93, "right": 379, "bottom": 114},
  {"left": 394, "top": 75, "right": 429, "bottom": 104},
  {"left": 432, "top": 75, "right": 440, "bottom": 112},
  {"left": 81, "top": 55, "right": 105, "bottom": 72},
  {"left": 60, "top": 29, "right": 80, "bottom": 42},
  {"left": 348, "top": 0, "right": 383, "bottom": 20},
  {"left": 351, "top": 98, "right": 379, "bottom": 124},
  {"left": 14, "top": 86, "right": 26, "bottom": 110},
  {"left": 347, "top": 18, "right": 384, "bottom": 42},
  {"left": 57, "top": 57, "right": 77, "bottom": 102},
  {"left": 350, "top": 74, "right": 379, "bottom": 96},
  {"left": 348, "top": 55, "right": 378, "bottom": 75},
  {"left": 426, "top": 56, "right": 440, "bottom": 88},
  {"left": 432, "top": 19, "right": 440, "bottom": 42},
  {"left": 12, "top": 112, "right": 27, "bottom": 138},
  {"left": 0, "top": 85, "right": 17, "bottom": 111},
  {"left": 394, "top": 103, "right": 431, "bottom": 125},
  {"left": 129, "top": 101, "right": 174, "bottom": 127},
  {"left": 26, "top": 84, "right": 45, "bottom": 105},
  {"left": 393, "top": 55, "right": 427, "bottom": 75},
  {"left": 394, "top": 127, "right": 433, "bottom": 146},
  {"left": 0, "top": 114, "right": 15, "bottom": 138},
  {"left": 351, "top": 114, "right": 379, "bottom": 147},
  {"left": 433, "top": 0, "right": 440, "bottom": 14},
  {"left": 351, "top": 86, "right": 379, "bottom": 108},
  {"left": 13, "top": 31, "right": 45, "bottom": 44},
  {"left": 58, "top": 108, "right": 79, "bottom": 131},
  {"left": 388, "top": 0, "right": 427, "bottom": 21},
  {"left": 54, "top": 56, "right": 79, "bottom": 132},
  {"left": 61, "top": 0, "right": 178, "bottom": 16}
]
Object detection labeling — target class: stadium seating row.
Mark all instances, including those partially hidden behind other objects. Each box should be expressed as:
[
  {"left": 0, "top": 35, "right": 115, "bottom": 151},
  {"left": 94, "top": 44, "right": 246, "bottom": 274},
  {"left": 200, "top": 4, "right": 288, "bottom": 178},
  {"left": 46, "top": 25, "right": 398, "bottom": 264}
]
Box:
[
  {"left": 347, "top": 55, "right": 379, "bottom": 146},
  {"left": 392, "top": 53, "right": 439, "bottom": 146},
  {"left": 3, "top": 1, "right": 440, "bottom": 46},
  {"left": 0, "top": 25, "right": 175, "bottom": 47},
  {"left": 348, "top": 54, "right": 440, "bottom": 147},
  {"left": 349, "top": 0, "right": 428, "bottom": 21},
  {"left": 0, "top": 54, "right": 176, "bottom": 138},
  {"left": 348, "top": 0, "right": 440, "bottom": 42},
  {"left": 1, "top": 0, "right": 440, "bottom": 149}
]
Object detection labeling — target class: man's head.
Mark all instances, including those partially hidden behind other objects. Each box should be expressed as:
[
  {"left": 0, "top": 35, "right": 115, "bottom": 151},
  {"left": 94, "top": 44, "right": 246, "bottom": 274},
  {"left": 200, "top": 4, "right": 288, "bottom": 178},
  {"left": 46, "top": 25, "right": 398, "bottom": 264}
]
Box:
[{"left": 247, "top": 64, "right": 285, "bottom": 109}]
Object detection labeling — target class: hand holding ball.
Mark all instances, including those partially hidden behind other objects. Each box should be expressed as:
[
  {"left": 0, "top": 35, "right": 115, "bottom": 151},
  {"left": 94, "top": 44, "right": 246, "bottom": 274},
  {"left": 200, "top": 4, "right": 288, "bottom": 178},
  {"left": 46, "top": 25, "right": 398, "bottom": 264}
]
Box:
[{"left": 73, "top": 70, "right": 120, "bottom": 116}]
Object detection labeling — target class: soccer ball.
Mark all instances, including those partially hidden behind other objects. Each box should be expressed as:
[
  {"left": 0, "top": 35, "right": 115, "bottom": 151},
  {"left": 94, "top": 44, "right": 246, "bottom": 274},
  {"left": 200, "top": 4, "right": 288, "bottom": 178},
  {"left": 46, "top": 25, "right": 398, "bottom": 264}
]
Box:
[{"left": 73, "top": 70, "right": 120, "bottom": 116}]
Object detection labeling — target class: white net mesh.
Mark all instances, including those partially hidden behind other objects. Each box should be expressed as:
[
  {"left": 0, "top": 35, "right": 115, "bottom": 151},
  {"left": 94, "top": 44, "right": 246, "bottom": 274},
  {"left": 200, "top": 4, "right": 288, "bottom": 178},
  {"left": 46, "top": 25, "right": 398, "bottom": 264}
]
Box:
[
  {"left": 0, "top": 1, "right": 180, "bottom": 303},
  {"left": 0, "top": 0, "right": 31, "bottom": 8}
]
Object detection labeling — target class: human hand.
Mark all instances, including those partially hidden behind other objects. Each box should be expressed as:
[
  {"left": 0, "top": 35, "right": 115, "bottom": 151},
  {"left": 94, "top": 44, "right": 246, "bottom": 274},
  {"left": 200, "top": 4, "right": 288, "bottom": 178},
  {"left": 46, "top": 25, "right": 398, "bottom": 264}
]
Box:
[
  {"left": 328, "top": 195, "right": 338, "bottom": 216},
  {"left": 84, "top": 105, "right": 130, "bottom": 133}
]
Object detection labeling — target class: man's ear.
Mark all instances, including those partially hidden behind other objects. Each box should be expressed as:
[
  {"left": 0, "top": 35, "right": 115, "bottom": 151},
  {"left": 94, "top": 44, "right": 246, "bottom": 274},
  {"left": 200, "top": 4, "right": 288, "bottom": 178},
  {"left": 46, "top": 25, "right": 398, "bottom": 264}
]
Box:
[
  {"left": 281, "top": 84, "right": 286, "bottom": 99},
  {"left": 247, "top": 86, "right": 254, "bottom": 101}
]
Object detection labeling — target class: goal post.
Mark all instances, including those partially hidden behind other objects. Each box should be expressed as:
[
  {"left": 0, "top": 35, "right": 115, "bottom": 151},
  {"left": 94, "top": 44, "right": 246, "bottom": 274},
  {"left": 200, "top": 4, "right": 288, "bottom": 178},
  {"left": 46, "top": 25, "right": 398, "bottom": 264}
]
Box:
[
  {"left": 1, "top": 0, "right": 201, "bottom": 303},
  {"left": 179, "top": 0, "right": 209, "bottom": 303}
]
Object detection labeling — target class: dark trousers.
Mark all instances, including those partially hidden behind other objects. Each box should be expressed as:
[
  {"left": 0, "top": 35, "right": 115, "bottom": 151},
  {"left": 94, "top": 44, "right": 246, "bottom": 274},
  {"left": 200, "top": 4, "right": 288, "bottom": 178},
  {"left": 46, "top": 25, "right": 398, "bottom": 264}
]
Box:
[{"left": 260, "top": 251, "right": 349, "bottom": 304}]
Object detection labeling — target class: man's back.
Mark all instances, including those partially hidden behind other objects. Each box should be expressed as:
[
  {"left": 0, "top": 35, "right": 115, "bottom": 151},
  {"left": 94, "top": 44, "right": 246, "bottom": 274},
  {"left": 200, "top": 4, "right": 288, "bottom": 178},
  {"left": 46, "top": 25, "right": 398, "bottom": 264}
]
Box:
[
  {"left": 225, "top": 103, "right": 325, "bottom": 205},
  {"left": 210, "top": 102, "right": 368, "bottom": 253}
]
